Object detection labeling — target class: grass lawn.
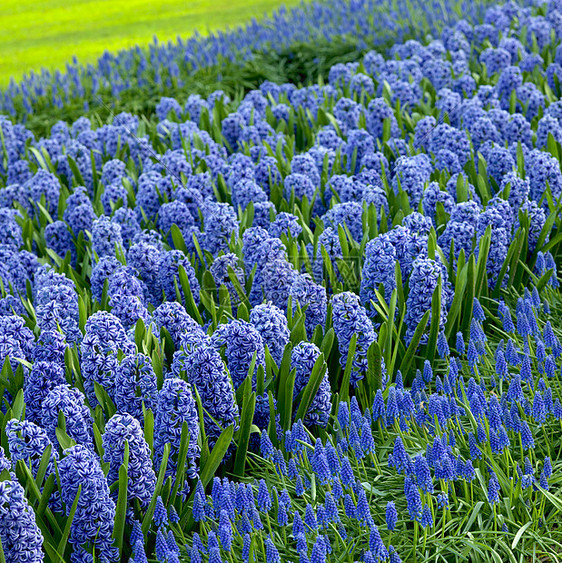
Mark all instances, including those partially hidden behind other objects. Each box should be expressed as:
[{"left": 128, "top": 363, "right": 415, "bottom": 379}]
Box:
[{"left": 0, "top": 0, "right": 300, "bottom": 86}]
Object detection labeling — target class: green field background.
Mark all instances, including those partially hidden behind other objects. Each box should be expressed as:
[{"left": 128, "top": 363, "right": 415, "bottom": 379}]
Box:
[{"left": 1, "top": 0, "right": 300, "bottom": 86}]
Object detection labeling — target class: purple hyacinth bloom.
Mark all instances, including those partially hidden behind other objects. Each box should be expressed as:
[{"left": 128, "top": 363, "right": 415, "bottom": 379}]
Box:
[
  {"left": 153, "top": 378, "right": 200, "bottom": 482},
  {"left": 0, "top": 480, "right": 43, "bottom": 563},
  {"left": 332, "top": 292, "right": 376, "bottom": 387},
  {"left": 102, "top": 414, "right": 156, "bottom": 507},
  {"left": 58, "top": 445, "right": 118, "bottom": 561}
]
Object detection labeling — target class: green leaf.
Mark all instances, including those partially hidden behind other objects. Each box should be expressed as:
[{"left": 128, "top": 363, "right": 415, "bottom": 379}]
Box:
[
  {"left": 67, "top": 155, "right": 85, "bottom": 186},
  {"left": 170, "top": 224, "right": 188, "bottom": 254},
  {"left": 295, "top": 353, "right": 327, "bottom": 423},
  {"left": 10, "top": 389, "right": 25, "bottom": 420},
  {"left": 35, "top": 444, "right": 53, "bottom": 488},
  {"left": 56, "top": 412, "right": 77, "bottom": 451},
  {"left": 36, "top": 474, "right": 56, "bottom": 521},
  {"left": 233, "top": 376, "right": 256, "bottom": 477},
  {"left": 57, "top": 484, "right": 82, "bottom": 557},
  {"left": 178, "top": 265, "right": 203, "bottom": 324},
  {"left": 144, "top": 407, "right": 155, "bottom": 455},
  {"left": 142, "top": 443, "right": 170, "bottom": 535},
  {"left": 112, "top": 441, "right": 129, "bottom": 550},
  {"left": 474, "top": 226, "right": 491, "bottom": 298},
  {"left": 169, "top": 420, "right": 193, "bottom": 501},
  {"left": 445, "top": 262, "right": 468, "bottom": 339},
  {"left": 399, "top": 309, "right": 430, "bottom": 382},
  {"left": 93, "top": 382, "right": 117, "bottom": 419},
  {"left": 366, "top": 340, "right": 383, "bottom": 396},
  {"left": 320, "top": 327, "right": 335, "bottom": 359},
  {"left": 199, "top": 425, "right": 234, "bottom": 488},
  {"left": 494, "top": 229, "right": 524, "bottom": 297},
  {"left": 424, "top": 276, "right": 442, "bottom": 364},
  {"left": 193, "top": 387, "right": 210, "bottom": 467},
  {"left": 511, "top": 521, "right": 533, "bottom": 550},
  {"left": 228, "top": 266, "right": 251, "bottom": 310},
  {"left": 339, "top": 334, "right": 357, "bottom": 403},
  {"left": 278, "top": 359, "right": 297, "bottom": 432}
]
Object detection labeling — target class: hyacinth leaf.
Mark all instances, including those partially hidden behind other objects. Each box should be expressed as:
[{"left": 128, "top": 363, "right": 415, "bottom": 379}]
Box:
[
  {"left": 233, "top": 375, "right": 256, "bottom": 477},
  {"left": 384, "top": 289, "right": 399, "bottom": 372},
  {"left": 399, "top": 309, "right": 430, "bottom": 383},
  {"left": 434, "top": 200, "right": 449, "bottom": 230},
  {"left": 321, "top": 245, "right": 339, "bottom": 292},
  {"left": 461, "top": 255, "right": 476, "bottom": 335},
  {"left": 294, "top": 352, "right": 327, "bottom": 424},
  {"left": 0, "top": 130, "right": 6, "bottom": 173},
  {"left": 29, "top": 147, "right": 56, "bottom": 174},
  {"left": 192, "top": 386, "right": 210, "bottom": 467},
  {"left": 142, "top": 443, "right": 170, "bottom": 535},
  {"left": 215, "top": 174, "right": 230, "bottom": 204},
  {"left": 112, "top": 441, "right": 129, "bottom": 550},
  {"left": 143, "top": 405, "right": 155, "bottom": 455},
  {"left": 228, "top": 265, "right": 251, "bottom": 310},
  {"left": 311, "top": 324, "right": 324, "bottom": 348},
  {"left": 134, "top": 317, "right": 146, "bottom": 350},
  {"left": 394, "top": 260, "right": 406, "bottom": 316},
  {"left": 158, "top": 327, "right": 175, "bottom": 372},
  {"left": 202, "top": 269, "right": 217, "bottom": 295},
  {"left": 541, "top": 231, "right": 562, "bottom": 256},
  {"left": 365, "top": 202, "right": 379, "bottom": 240},
  {"left": 320, "top": 327, "right": 335, "bottom": 359},
  {"left": 217, "top": 283, "right": 233, "bottom": 319},
  {"left": 372, "top": 286, "right": 391, "bottom": 319},
  {"left": 67, "top": 155, "right": 85, "bottom": 186},
  {"left": 511, "top": 522, "right": 534, "bottom": 551},
  {"left": 10, "top": 388, "right": 25, "bottom": 420},
  {"left": 0, "top": 359, "right": 15, "bottom": 399},
  {"left": 88, "top": 150, "right": 97, "bottom": 192},
  {"left": 169, "top": 421, "right": 192, "bottom": 502},
  {"left": 170, "top": 223, "right": 188, "bottom": 255},
  {"left": 337, "top": 224, "right": 350, "bottom": 258},
  {"left": 446, "top": 262, "right": 468, "bottom": 339},
  {"left": 427, "top": 229, "right": 436, "bottom": 261},
  {"left": 278, "top": 363, "right": 296, "bottom": 432},
  {"left": 93, "top": 382, "right": 117, "bottom": 420},
  {"left": 547, "top": 132, "right": 560, "bottom": 162},
  {"left": 493, "top": 231, "right": 523, "bottom": 298},
  {"left": 476, "top": 172, "right": 491, "bottom": 208},
  {"left": 199, "top": 283, "right": 217, "bottom": 328},
  {"left": 34, "top": 444, "right": 53, "bottom": 489},
  {"left": 474, "top": 226, "right": 491, "bottom": 299},
  {"left": 425, "top": 276, "right": 442, "bottom": 365},
  {"left": 56, "top": 411, "right": 77, "bottom": 451},
  {"left": 460, "top": 501, "right": 485, "bottom": 534},
  {"left": 55, "top": 484, "right": 82, "bottom": 560},
  {"left": 200, "top": 424, "right": 235, "bottom": 490},
  {"left": 365, "top": 340, "right": 382, "bottom": 399},
  {"left": 36, "top": 474, "right": 56, "bottom": 525},
  {"left": 178, "top": 265, "right": 203, "bottom": 324},
  {"left": 264, "top": 347, "right": 277, "bottom": 387},
  {"left": 14, "top": 460, "right": 60, "bottom": 540},
  {"left": 536, "top": 269, "right": 554, "bottom": 292},
  {"left": 273, "top": 342, "right": 293, "bottom": 397},
  {"left": 339, "top": 333, "right": 357, "bottom": 403},
  {"left": 267, "top": 390, "right": 278, "bottom": 447},
  {"left": 534, "top": 209, "right": 558, "bottom": 264},
  {"left": 512, "top": 212, "right": 530, "bottom": 289},
  {"left": 290, "top": 310, "right": 307, "bottom": 345},
  {"left": 257, "top": 359, "right": 269, "bottom": 400}
]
